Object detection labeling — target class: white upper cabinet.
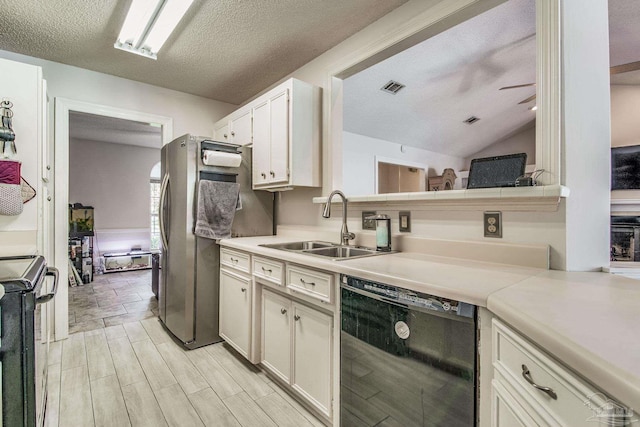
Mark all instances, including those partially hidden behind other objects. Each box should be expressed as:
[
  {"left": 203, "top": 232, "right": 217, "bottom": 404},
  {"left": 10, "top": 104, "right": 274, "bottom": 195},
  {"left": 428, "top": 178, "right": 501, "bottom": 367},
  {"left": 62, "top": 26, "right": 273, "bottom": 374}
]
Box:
[
  {"left": 229, "top": 109, "right": 252, "bottom": 146},
  {"left": 213, "top": 78, "right": 321, "bottom": 191}
]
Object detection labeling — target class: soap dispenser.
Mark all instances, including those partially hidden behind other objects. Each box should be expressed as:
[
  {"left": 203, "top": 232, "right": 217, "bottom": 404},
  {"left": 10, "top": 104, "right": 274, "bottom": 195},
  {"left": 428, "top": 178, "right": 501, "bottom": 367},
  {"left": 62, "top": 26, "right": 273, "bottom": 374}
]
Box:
[{"left": 369, "top": 214, "right": 391, "bottom": 252}]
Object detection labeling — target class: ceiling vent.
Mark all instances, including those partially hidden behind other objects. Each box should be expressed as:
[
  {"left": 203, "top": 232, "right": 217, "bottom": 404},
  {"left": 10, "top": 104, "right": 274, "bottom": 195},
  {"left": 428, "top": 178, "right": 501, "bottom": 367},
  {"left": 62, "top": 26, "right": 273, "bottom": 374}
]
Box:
[
  {"left": 381, "top": 80, "right": 405, "bottom": 94},
  {"left": 463, "top": 116, "right": 480, "bottom": 124}
]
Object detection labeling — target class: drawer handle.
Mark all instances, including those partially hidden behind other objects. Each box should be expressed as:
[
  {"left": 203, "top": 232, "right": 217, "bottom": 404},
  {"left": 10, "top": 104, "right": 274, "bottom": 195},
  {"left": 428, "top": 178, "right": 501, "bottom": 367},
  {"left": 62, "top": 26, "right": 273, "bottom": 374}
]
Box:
[
  {"left": 262, "top": 267, "right": 272, "bottom": 274},
  {"left": 294, "top": 315, "right": 300, "bottom": 321},
  {"left": 241, "top": 287, "right": 247, "bottom": 293},
  {"left": 280, "top": 308, "right": 287, "bottom": 315},
  {"left": 230, "top": 257, "right": 238, "bottom": 264},
  {"left": 300, "top": 278, "right": 316, "bottom": 286},
  {"left": 521, "top": 364, "right": 557, "bottom": 400}
]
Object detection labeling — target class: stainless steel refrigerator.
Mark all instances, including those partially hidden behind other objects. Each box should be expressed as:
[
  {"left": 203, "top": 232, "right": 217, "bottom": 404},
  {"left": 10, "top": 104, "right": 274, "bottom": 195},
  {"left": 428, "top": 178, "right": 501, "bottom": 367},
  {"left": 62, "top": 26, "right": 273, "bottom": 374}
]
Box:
[{"left": 159, "top": 134, "right": 274, "bottom": 349}]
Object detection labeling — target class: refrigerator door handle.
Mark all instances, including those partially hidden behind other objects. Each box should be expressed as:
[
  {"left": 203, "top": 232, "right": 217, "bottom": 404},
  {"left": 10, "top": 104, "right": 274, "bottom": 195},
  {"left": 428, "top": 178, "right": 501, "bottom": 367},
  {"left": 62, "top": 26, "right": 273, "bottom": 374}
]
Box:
[{"left": 159, "top": 173, "right": 170, "bottom": 250}]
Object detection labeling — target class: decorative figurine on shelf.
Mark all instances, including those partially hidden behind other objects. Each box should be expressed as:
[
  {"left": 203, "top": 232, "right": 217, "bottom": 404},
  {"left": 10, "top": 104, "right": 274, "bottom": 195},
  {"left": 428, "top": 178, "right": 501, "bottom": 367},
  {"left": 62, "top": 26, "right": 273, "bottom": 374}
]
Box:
[
  {"left": 428, "top": 168, "right": 457, "bottom": 191},
  {"left": 0, "top": 99, "right": 16, "bottom": 157}
]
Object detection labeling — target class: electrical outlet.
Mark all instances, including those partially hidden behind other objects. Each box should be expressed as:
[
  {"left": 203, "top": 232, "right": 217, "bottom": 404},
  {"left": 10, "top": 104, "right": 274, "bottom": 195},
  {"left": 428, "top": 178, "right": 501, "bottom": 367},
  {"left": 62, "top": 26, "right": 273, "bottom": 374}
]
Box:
[
  {"left": 484, "top": 211, "right": 502, "bottom": 238},
  {"left": 399, "top": 211, "right": 411, "bottom": 232},
  {"left": 362, "top": 211, "right": 377, "bottom": 230}
]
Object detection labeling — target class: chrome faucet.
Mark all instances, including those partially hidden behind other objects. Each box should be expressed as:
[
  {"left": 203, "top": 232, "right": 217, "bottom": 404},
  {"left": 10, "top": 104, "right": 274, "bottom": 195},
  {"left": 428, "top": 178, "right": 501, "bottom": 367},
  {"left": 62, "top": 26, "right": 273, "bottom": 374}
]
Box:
[{"left": 322, "top": 190, "right": 355, "bottom": 246}]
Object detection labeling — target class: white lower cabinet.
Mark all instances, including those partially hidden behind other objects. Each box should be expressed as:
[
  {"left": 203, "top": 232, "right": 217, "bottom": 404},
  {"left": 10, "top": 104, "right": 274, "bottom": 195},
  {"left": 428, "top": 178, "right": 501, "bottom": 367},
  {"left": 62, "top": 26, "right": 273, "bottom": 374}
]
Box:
[
  {"left": 492, "top": 319, "right": 636, "bottom": 427},
  {"left": 292, "top": 303, "right": 332, "bottom": 416},
  {"left": 219, "top": 268, "right": 251, "bottom": 358},
  {"left": 262, "top": 289, "right": 291, "bottom": 382},
  {"left": 261, "top": 288, "right": 333, "bottom": 418}
]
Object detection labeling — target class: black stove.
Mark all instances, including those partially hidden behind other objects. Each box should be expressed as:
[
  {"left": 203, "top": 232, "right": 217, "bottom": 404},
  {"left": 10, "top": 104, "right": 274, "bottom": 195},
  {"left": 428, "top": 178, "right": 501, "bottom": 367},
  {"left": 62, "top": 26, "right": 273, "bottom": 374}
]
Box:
[{"left": 0, "top": 255, "right": 58, "bottom": 427}]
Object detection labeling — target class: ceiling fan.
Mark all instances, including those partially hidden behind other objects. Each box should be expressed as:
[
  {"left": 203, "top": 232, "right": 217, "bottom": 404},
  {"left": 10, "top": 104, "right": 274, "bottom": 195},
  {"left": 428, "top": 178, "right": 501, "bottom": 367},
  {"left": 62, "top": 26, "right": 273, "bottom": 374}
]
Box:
[{"left": 500, "top": 60, "right": 640, "bottom": 105}]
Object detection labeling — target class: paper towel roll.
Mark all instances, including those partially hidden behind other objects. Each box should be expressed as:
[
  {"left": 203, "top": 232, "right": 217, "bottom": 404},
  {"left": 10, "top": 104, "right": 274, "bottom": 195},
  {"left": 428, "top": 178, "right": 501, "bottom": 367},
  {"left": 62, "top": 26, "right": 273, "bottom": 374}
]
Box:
[{"left": 202, "top": 150, "right": 242, "bottom": 167}]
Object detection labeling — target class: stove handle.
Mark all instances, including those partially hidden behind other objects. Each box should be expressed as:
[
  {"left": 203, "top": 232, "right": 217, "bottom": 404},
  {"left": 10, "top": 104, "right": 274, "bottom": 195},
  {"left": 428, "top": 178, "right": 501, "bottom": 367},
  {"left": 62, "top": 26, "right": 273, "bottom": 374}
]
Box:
[{"left": 36, "top": 266, "right": 59, "bottom": 304}]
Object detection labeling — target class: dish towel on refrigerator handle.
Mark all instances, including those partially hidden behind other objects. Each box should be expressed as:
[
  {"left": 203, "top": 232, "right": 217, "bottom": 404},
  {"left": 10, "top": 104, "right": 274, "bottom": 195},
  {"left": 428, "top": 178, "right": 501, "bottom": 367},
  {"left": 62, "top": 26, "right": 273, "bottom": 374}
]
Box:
[{"left": 194, "top": 180, "right": 241, "bottom": 240}]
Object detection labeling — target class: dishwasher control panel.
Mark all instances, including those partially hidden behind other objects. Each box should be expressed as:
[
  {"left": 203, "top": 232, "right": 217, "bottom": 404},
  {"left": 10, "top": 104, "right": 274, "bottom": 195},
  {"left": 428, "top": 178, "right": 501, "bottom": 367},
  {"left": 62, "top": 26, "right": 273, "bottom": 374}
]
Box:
[{"left": 342, "top": 275, "right": 475, "bottom": 318}]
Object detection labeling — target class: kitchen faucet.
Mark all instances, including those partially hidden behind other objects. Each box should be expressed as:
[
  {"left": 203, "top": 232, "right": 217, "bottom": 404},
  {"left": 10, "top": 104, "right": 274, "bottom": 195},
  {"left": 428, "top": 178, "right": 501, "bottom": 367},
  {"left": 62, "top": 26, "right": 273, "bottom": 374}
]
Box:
[{"left": 322, "top": 190, "right": 355, "bottom": 246}]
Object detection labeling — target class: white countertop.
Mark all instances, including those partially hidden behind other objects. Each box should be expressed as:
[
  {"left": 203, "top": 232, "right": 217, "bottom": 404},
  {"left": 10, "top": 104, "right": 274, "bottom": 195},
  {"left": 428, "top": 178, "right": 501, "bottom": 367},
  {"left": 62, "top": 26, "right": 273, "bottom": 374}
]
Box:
[
  {"left": 220, "top": 235, "right": 640, "bottom": 408},
  {"left": 220, "top": 235, "right": 541, "bottom": 306},
  {"left": 487, "top": 271, "right": 640, "bottom": 410}
]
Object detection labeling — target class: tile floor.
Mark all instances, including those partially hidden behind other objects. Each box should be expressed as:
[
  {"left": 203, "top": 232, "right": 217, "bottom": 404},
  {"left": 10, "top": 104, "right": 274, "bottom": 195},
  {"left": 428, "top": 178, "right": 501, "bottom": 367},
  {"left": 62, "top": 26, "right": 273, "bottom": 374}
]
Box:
[
  {"left": 68, "top": 270, "right": 158, "bottom": 334},
  {"left": 47, "top": 318, "right": 325, "bottom": 427}
]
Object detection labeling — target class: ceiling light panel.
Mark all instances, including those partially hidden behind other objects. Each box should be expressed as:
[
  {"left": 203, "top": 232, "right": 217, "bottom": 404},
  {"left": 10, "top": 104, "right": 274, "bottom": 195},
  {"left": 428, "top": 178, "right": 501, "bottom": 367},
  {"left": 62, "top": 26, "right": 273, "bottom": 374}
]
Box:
[{"left": 115, "top": 0, "right": 194, "bottom": 60}]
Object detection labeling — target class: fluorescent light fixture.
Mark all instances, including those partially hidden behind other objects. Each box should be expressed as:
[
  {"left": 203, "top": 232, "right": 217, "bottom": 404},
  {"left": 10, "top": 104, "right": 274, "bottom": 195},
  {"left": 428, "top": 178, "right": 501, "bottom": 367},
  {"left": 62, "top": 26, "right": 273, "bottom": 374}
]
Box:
[{"left": 114, "top": 0, "right": 194, "bottom": 60}]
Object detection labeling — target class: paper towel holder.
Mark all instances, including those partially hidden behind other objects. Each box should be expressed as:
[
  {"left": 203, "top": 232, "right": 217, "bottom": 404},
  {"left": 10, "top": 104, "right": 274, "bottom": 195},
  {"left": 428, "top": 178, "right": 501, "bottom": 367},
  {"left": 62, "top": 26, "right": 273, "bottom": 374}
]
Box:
[{"left": 200, "top": 140, "right": 242, "bottom": 161}]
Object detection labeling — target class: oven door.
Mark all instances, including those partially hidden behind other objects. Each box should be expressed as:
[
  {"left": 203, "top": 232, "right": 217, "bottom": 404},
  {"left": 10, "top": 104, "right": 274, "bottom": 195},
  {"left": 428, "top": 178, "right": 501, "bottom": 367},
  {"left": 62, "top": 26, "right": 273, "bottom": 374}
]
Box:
[{"left": 34, "top": 267, "right": 58, "bottom": 427}]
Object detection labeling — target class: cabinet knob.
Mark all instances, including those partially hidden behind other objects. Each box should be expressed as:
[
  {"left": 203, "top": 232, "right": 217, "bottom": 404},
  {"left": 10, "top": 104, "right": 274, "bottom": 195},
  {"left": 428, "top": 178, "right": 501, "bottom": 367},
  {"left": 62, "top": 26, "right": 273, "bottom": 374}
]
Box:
[
  {"left": 46, "top": 165, "right": 51, "bottom": 170},
  {"left": 231, "top": 131, "right": 235, "bottom": 136},
  {"left": 261, "top": 172, "right": 266, "bottom": 178},
  {"left": 47, "top": 196, "right": 52, "bottom": 201},
  {"left": 269, "top": 171, "right": 275, "bottom": 177},
  {"left": 241, "top": 287, "right": 247, "bottom": 293},
  {"left": 294, "top": 315, "right": 301, "bottom": 321},
  {"left": 280, "top": 308, "right": 287, "bottom": 315},
  {"left": 223, "top": 133, "right": 228, "bottom": 139}
]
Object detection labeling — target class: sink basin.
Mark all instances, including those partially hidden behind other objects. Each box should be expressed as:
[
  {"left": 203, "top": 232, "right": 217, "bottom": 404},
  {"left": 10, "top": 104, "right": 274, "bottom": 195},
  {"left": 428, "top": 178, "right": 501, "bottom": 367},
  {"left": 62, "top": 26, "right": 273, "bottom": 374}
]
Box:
[
  {"left": 260, "top": 241, "right": 336, "bottom": 251},
  {"left": 260, "top": 240, "right": 395, "bottom": 261},
  {"left": 303, "top": 246, "right": 379, "bottom": 259}
]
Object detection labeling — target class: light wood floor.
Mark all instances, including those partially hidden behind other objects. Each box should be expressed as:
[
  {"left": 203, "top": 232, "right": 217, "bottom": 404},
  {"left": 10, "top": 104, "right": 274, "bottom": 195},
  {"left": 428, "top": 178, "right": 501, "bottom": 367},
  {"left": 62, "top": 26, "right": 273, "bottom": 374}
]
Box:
[{"left": 46, "top": 318, "right": 325, "bottom": 427}]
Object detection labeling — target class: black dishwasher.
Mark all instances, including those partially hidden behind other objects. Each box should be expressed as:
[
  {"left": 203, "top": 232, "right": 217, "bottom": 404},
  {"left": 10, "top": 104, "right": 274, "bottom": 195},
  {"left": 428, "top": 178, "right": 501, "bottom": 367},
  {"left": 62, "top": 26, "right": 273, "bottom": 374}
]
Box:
[{"left": 341, "top": 275, "right": 477, "bottom": 427}]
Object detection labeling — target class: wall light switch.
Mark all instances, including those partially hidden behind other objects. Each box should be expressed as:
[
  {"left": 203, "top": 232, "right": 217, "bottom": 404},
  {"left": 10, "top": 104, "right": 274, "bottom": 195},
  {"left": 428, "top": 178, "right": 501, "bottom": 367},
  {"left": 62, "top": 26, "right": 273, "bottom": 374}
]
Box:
[
  {"left": 362, "top": 211, "right": 377, "bottom": 230},
  {"left": 399, "top": 211, "right": 411, "bottom": 232}
]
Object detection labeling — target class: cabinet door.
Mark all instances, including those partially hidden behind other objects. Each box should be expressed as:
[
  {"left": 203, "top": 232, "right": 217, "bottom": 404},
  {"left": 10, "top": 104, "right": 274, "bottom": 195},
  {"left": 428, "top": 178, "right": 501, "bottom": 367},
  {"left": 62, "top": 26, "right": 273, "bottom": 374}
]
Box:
[
  {"left": 269, "top": 89, "right": 289, "bottom": 185},
  {"left": 219, "top": 269, "right": 251, "bottom": 358},
  {"left": 292, "top": 303, "right": 332, "bottom": 416},
  {"left": 262, "top": 289, "right": 292, "bottom": 382},
  {"left": 230, "top": 110, "right": 252, "bottom": 146},
  {"left": 491, "top": 380, "right": 539, "bottom": 427},
  {"left": 252, "top": 100, "right": 270, "bottom": 186},
  {"left": 214, "top": 122, "right": 230, "bottom": 142}
]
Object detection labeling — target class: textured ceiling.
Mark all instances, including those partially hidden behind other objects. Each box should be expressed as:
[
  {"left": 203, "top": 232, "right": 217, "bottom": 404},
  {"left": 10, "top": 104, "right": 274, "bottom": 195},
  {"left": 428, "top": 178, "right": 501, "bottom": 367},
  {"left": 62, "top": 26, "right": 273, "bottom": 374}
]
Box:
[
  {"left": 344, "top": 0, "right": 640, "bottom": 159},
  {"left": 70, "top": 111, "right": 162, "bottom": 149},
  {"left": 0, "top": 0, "right": 407, "bottom": 104}
]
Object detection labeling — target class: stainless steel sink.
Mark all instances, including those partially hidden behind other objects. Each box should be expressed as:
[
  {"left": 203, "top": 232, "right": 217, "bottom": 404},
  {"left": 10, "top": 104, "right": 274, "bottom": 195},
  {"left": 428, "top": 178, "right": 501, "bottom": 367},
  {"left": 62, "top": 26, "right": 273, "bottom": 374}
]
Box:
[
  {"left": 260, "top": 241, "right": 335, "bottom": 251},
  {"left": 260, "top": 240, "right": 394, "bottom": 261},
  {"left": 302, "top": 246, "right": 378, "bottom": 259}
]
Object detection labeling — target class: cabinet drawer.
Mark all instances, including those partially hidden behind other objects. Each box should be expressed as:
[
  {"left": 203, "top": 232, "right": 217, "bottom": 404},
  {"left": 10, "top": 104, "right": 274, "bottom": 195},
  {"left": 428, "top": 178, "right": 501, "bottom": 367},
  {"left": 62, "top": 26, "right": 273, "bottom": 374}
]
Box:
[
  {"left": 492, "top": 319, "right": 611, "bottom": 426},
  {"left": 220, "top": 249, "right": 250, "bottom": 273},
  {"left": 287, "top": 265, "right": 332, "bottom": 303},
  {"left": 253, "top": 256, "right": 283, "bottom": 285}
]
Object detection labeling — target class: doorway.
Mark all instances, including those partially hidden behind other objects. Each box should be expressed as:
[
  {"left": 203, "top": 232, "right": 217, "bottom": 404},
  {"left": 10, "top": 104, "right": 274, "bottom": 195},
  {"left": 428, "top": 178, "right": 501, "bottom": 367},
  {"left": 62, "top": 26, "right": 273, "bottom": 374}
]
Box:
[{"left": 53, "top": 98, "right": 172, "bottom": 340}]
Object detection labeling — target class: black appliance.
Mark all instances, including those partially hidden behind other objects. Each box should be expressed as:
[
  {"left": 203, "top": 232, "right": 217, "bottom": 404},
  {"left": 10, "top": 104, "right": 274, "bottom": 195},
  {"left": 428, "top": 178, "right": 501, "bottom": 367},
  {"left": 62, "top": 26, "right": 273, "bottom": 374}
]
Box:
[
  {"left": 467, "top": 153, "right": 527, "bottom": 189},
  {"left": 0, "top": 255, "right": 58, "bottom": 427},
  {"left": 341, "top": 275, "right": 477, "bottom": 427}
]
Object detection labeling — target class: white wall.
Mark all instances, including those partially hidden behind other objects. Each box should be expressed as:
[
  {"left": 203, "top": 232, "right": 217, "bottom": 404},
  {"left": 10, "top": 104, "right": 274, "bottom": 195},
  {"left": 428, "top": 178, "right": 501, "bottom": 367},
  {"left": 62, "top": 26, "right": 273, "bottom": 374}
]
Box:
[
  {"left": 0, "top": 58, "right": 42, "bottom": 252},
  {"left": 0, "top": 50, "right": 236, "bottom": 142},
  {"left": 69, "top": 137, "right": 160, "bottom": 237},
  {"left": 561, "top": 0, "right": 611, "bottom": 271},
  {"left": 611, "top": 85, "right": 640, "bottom": 148},
  {"left": 464, "top": 123, "right": 536, "bottom": 170},
  {"left": 342, "top": 131, "right": 466, "bottom": 195}
]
